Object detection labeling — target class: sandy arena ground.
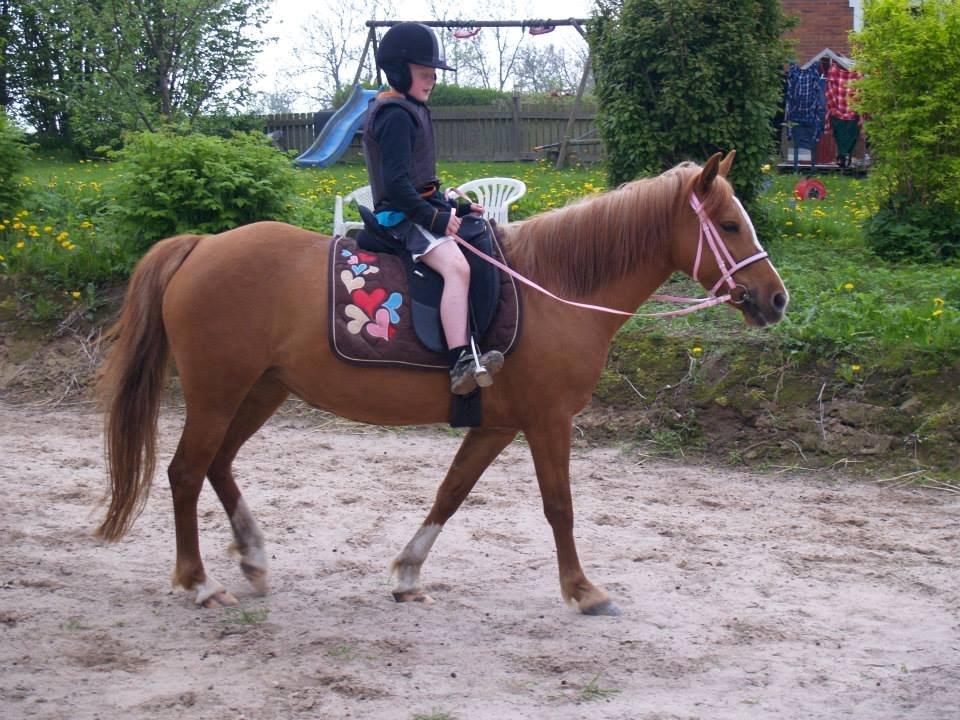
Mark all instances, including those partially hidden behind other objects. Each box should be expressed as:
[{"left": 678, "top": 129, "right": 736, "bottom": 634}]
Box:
[{"left": 1, "top": 401, "right": 958, "bottom": 719}]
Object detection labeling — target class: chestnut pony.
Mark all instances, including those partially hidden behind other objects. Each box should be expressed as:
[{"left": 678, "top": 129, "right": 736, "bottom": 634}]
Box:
[{"left": 96, "top": 152, "right": 787, "bottom": 615}]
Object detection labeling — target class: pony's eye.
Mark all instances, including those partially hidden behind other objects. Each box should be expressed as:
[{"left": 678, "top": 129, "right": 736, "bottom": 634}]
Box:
[{"left": 720, "top": 222, "right": 739, "bottom": 233}]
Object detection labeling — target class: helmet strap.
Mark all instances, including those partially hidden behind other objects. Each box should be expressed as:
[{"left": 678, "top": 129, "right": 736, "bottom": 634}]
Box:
[{"left": 383, "top": 62, "right": 412, "bottom": 94}]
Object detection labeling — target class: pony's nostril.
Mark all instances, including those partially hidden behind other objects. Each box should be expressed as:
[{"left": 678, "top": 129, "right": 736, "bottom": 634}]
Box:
[{"left": 772, "top": 292, "right": 788, "bottom": 311}]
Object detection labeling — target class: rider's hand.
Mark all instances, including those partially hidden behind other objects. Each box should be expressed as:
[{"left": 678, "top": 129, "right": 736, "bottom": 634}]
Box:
[
  {"left": 445, "top": 213, "right": 462, "bottom": 236},
  {"left": 469, "top": 203, "right": 484, "bottom": 215}
]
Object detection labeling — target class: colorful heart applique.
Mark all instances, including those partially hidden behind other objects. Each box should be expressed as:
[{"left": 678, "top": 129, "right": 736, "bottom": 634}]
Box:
[
  {"left": 382, "top": 292, "right": 403, "bottom": 324},
  {"left": 352, "top": 286, "right": 387, "bottom": 319},
  {"left": 344, "top": 304, "right": 369, "bottom": 334},
  {"left": 351, "top": 263, "right": 369, "bottom": 276},
  {"left": 365, "top": 308, "right": 394, "bottom": 340},
  {"left": 357, "top": 251, "right": 378, "bottom": 264},
  {"left": 340, "top": 269, "right": 365, "bottom": 292}
]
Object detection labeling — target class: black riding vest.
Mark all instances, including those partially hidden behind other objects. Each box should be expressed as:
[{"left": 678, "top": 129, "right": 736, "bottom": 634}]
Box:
[{"left": 362, "top": 92, "right": 439, "bottom": 208}]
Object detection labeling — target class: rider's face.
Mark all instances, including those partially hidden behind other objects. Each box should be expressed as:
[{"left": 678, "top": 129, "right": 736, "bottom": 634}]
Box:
[{"left": 407, "top": 63, "right": 437, "bottom": 102}]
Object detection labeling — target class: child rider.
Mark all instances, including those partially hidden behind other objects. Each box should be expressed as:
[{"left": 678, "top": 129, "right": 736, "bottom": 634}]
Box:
[{"left": 362, "top": 22, "right": 504, "bottom": 395}]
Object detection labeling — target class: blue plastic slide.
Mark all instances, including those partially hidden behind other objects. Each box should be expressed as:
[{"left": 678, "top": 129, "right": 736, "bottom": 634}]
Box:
[{"left": 293, "top": 85, "right": 379, "bottom": 167}]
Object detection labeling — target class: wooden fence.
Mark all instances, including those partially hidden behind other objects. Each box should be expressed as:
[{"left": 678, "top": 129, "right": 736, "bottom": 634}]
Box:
[{"left": 262, "top": 102, "right": 602, "bottom": 164}]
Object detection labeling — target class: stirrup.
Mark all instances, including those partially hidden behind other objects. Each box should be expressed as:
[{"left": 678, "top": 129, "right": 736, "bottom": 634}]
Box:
[
  {"left": 472, "top": 350, "right": 504, "bottom": 388},
  {"left": 450, "top": 353, "right": 479, "bottom": 395},
  {"left": 449, "top": 343, "right": 505, "bottom": 395}
]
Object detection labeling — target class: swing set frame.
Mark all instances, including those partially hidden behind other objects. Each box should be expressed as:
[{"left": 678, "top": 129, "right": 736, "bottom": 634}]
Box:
[{"left": 354, "top": 19, "right": 592, "bottom": 169}]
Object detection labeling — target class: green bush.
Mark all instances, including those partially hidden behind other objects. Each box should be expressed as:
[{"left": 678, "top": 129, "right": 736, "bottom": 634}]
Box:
[
  {"left": 589, "top": 0, "right": 791, "bottom": 201},
  {"left": 107, "top": 129, "right": 300, "bottom": 250},
  {"left": 0, "top": 110, "right": 32, "bottom": 216},
  {"left": 864, "top": 196, "right": 960, "bottom": 263},
  {"left": 428, "top": 84, "right": 512, "bottom": 107},
  {"left": 190, "top": 112, "right": 267, "bottom": 138},
  {"left": 852, "top": 0, "right": 960, "bottom": 263}
]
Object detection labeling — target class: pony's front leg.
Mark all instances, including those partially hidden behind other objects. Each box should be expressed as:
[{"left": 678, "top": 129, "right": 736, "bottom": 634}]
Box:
[
  {"left": 525, "top": 419, "right": 621, "bottom": 616},
  {"left": 391, "top": 427, "right": 518, "bottom": 603}
]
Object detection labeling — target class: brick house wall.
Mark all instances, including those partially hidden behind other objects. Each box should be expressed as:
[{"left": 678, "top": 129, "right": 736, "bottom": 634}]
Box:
[{"left": 781, "top": 0, "right": 857, "bottom": 62}]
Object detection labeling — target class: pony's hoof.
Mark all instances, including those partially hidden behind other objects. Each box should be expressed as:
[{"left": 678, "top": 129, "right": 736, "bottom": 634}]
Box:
[
  {"left": 241, "top": 562, "right": 269, "bottom": 595},
  {"left": 392, "top": 590, "right": 434, "bottom": 604},
  {"left": 582, "top": 600, "right": 621, "bottom": 617},
  {"left": 200, "top": 590, "right": 239, "bottom": 609}
]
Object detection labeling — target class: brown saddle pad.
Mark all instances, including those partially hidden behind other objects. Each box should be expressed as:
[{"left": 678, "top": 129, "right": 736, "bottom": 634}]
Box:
[{"left": 328, "top": 235, "right": 521, "bottom": 369}]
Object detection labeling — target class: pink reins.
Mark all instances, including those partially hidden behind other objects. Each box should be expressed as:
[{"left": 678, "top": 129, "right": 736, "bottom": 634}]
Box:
[{"left": 453, "top": 192, "right": 770, "bottom": 319}]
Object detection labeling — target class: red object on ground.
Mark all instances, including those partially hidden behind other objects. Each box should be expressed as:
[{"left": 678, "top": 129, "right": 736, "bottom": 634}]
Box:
[{"left": 794, "top": 178, "right": 827, "bottom": 200}]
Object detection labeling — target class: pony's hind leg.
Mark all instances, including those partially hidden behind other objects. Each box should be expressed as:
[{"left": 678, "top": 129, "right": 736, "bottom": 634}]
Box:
[
  {"left": 392, "top": 427, "right": 517, "bottom": 603},
  {"left": 206, "top": 376, "right": 289, "bottom": 596},
  {"left": 168, "top": 412, "right": 241, "bottom": 608}
]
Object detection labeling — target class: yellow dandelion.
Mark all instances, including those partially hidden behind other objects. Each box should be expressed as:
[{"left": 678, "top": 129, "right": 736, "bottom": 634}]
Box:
[
  {"left": 44, "top": 225, "right": 53, "bottom": 233},
  {"left": 933, "top": 309, "right": 943, "bottom": 317},
  {"left": 71, "top": 291, "right": 81, "bottom": 299},
  {"left": 0, "top": 254, "right": 5, "bottom": 261},
  {"left": 56, "top": 231, "right": 69, "bottom": 242},
  {"left": 761, "top": 163, "right": 771, "bottom": 173},
  {"left": 934, "top": 297, "right": 945, "bottom": 306},
  {"left": 851, "top": 364, "right": 861, "bottom": 372},
  {"left": 80, "top": 220, "right": 93, "bottom": 229},
  {"left": 16, "top": 241, "right": 25, "bottom": 249},
  {"left": 843, "top": 283, "right": 854, "bottom": 290},
  {"left": 691, "top": 346, "right": 703, "bottom": 356}
]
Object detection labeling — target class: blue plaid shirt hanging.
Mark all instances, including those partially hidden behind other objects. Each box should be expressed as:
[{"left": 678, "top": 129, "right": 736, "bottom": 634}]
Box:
[{"left": 785, "top": 63, "right": 825, "bottom": 142}]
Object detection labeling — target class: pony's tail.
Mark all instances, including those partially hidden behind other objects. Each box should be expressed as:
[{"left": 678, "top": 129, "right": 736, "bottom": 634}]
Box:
[{"left": 95, "top": 234, "right": 202, "bottom": 541}]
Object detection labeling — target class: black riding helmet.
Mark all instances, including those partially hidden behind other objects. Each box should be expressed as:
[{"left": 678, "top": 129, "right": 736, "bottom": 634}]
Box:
[{"left": 376, "top": 22, "right": 455, "bottom": 93}]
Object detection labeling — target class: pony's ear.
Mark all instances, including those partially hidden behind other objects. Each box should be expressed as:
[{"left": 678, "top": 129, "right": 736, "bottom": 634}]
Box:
[
  {"left": 697, "top": 153, "right": 722, "bottom": 195},
  {"left": 719, "top": 150, "right": 736, "bottom": 177}
]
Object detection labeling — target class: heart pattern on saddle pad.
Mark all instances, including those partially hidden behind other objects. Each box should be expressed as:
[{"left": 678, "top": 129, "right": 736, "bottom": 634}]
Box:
[{"left": 337, "top": 249, "right": 403, "bottom": 342}]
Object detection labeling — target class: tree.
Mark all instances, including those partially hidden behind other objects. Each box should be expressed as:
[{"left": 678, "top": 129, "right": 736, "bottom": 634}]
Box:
[
  {"left": 295, "top": 0, "right": 395, "bottom": 107},
  {"left": 590, "top": 0, "right": 791, "bottom": 200},
  {"left": 0, "top": 0, "right": 13, "bottom": 107},
  {"left": 6, "top": 0, "right": 270, "bottom": 151},
  {"left": 852, "top": 0, "right": 960, "bottom": 262},
  {"left": 513, "top": 44, "right": 587, "bottom": 95}
]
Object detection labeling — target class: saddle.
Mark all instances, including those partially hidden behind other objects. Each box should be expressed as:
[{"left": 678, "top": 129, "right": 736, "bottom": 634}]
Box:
[
  {"left": 327, "top": 211, "right": 521, "bottom": 372},
  {"left": 358, "top": 210, "right": 503, "bottom": 351}
]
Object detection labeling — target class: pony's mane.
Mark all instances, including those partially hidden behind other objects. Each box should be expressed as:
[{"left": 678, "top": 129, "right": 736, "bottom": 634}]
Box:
[{"left": 503, "top": 162, "right": 733, "bottom": 297}]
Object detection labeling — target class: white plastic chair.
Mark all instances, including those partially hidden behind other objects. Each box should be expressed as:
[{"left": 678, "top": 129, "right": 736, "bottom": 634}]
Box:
[
  {"left": 456, "top": 177, "right": 527, "bottom": 224},
  {"left": 333, "top": 185, "right": 373, "bottom": 237}
]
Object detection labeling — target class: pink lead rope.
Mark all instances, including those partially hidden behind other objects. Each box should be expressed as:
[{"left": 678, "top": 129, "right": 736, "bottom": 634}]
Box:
[{"left": 453, "top": 192, "right": 770, "bottom": 319}]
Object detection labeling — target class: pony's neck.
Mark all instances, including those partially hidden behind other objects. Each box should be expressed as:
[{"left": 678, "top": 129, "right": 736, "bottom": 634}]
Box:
[{"left": 502, "top": 167, "right": 695, "bottom": 306}]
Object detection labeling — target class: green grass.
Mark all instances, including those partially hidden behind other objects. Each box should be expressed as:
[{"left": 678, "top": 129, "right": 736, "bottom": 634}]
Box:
[
  {"left": 220, "top": 605, "right": 270, "bottom": 626},
  {"left": 628, "top": 172, "right": 960, "bottom": 376},
  {"left": 2, "top": 154, "right": 958, "bottom": 379},
  {"left": 580, "top": 672, "right": 621, "bottom": 701},
  {"left": 291, "top": 159, "right": 604, "bottom": 234}
]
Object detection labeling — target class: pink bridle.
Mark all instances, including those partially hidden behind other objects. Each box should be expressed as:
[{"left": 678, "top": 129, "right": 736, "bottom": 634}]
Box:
[{"left": 453, "top": 191, "right": 771, "bottom": 319}]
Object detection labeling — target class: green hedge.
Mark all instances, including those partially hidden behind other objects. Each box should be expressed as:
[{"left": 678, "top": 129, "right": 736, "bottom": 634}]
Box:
[
  {"left": 590, "top": 0, "right": 791, "bottom": 201},
  {"left": 852, "top": 0, "right": 960, "bottom": 263},
  {"left": 0, "top": 110, "right": 32, "bottom": 217},
  {"left": 107, "top": 129, "right": 300, "bottom": 250}
]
